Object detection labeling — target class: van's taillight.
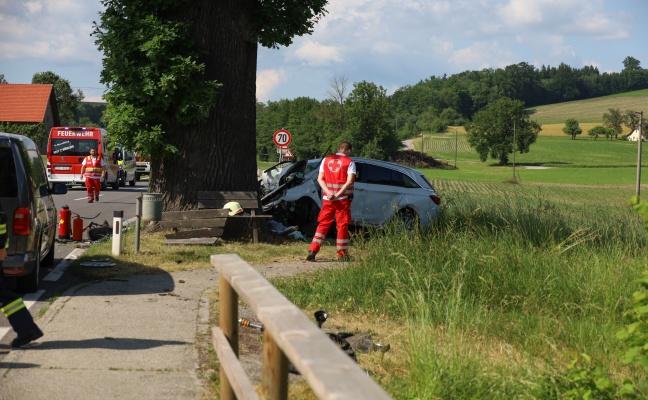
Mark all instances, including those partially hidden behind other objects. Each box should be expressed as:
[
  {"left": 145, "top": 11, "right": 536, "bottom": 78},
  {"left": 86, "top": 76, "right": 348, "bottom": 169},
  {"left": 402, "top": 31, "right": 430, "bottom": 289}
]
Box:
[
  {"left": 430, "top": 194, "right": 441, "bottom": 205},
  {"left": 13, "top": 207, "right": 30, "bottom": 235}
]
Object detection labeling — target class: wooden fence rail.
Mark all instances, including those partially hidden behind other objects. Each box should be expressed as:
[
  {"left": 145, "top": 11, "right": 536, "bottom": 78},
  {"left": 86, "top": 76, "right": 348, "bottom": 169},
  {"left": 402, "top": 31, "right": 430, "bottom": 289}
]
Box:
[{"left": 211, "top": 254, "right": 392, "bottom": 400}]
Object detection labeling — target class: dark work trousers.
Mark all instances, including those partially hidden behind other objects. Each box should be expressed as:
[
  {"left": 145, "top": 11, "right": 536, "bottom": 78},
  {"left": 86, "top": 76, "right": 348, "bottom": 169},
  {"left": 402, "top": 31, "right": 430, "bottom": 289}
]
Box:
[{"left": 0, "top": 264, "right": 39, "bottom": 337}]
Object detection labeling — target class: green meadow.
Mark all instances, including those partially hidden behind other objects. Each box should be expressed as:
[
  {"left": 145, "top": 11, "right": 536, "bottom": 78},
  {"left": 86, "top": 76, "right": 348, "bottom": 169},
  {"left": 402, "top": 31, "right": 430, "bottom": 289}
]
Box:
[{"left": 270, "top": 95, "right": 648, "bottom": 398}]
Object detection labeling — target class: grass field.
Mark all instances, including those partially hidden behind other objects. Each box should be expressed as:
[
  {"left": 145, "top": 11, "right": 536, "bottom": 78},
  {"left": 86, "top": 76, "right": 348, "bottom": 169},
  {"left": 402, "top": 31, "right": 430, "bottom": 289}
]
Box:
[
  {"left": 420, "top": 135, "right": 647, "bottom": 193},
  {"left": 527, "top": 88, "right": 648, "bottom": 124}
]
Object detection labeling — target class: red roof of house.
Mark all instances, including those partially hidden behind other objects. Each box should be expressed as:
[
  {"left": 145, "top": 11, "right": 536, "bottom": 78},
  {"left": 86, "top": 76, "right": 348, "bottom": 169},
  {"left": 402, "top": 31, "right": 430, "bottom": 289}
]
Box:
[{"left": 0, "top": 84, "right": 55, "bottom": 123}]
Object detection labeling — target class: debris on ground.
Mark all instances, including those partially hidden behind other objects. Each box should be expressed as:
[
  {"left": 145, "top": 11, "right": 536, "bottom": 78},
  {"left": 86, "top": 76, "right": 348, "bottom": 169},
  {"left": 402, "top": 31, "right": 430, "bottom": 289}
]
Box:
[{"left": 394, "top": 149, "right": 455, "bottom": 169}]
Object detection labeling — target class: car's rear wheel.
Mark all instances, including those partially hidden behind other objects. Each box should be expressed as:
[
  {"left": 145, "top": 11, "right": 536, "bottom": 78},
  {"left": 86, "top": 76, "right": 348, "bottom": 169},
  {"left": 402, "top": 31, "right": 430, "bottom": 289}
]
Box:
[
  {"left": 42, "top": 237, "right": 56, "bottom": 267},
  {"left": 101, "top": 178, "right": 108, "bottom": 190},
  {"left": 129, "top": 174, "right": 136, "bottom": 186},
  {"left": 16, "top": 239, "right": 41, "bottom": 293},
  {"left": 395, "top": 208, "right": 419, "bottom": 231}
]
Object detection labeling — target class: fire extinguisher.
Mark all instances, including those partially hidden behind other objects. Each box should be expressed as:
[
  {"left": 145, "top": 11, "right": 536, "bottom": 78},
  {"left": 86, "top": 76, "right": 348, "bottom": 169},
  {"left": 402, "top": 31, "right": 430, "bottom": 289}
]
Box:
[
  {"left": 58, "top": 205, "right": 71, "bottom": 240},
  {"left": 72, "top": 213, "right": 84, "bottom": 241}
]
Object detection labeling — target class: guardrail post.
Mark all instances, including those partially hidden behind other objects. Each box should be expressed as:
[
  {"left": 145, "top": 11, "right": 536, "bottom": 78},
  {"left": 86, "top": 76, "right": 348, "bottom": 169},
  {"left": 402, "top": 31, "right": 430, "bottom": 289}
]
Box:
[
  {"left": 261, "top": 331, "right": 289, "bottom": 400},
  {"left": 219, "top": 273, "right": 238, "bottom": 400}
]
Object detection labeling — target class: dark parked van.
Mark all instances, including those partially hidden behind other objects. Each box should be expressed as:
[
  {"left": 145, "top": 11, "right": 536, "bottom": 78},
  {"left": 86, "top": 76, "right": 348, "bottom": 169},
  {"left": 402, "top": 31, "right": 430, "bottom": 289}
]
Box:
[{"left": 0, "top": 132, "right": 67, "bottom": 292}]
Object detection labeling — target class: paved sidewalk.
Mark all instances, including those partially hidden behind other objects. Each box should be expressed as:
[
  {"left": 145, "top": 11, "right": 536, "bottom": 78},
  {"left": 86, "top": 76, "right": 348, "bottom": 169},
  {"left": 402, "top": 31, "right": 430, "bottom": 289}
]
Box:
[{"left": 0, "top": 268, "right": 216, "bottom": 400}]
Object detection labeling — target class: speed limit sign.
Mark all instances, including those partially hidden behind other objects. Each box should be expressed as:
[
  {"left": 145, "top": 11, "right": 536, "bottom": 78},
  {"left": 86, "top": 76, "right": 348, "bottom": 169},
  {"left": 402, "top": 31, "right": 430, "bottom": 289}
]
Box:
[{"left": 273, "top": 129, "right": 292, "bottom": 147}]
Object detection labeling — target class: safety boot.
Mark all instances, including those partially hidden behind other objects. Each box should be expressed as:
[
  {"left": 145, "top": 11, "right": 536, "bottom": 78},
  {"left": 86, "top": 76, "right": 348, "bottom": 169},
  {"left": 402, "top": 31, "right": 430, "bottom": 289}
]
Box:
[{"left": 2, "top": 298, "right": 44, "bottom": 348}]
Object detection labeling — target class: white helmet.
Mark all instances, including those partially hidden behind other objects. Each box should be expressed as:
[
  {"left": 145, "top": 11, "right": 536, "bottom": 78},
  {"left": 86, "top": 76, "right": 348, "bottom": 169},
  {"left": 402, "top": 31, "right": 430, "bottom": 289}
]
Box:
[{"left": 223, "top": 201, "right": 243, "bottom": 216}]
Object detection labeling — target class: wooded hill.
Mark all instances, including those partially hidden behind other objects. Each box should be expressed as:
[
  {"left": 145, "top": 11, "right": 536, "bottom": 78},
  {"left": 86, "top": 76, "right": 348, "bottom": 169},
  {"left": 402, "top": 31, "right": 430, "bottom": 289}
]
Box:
[{"left": 256, "top": 58, "right": 648, "bottom": 161}]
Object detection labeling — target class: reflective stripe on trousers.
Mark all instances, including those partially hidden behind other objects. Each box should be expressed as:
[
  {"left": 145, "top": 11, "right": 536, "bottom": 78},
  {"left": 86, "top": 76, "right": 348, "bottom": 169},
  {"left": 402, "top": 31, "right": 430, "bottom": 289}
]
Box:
[{"left": 1, "top": 298, "right": 26, "bottom": 318}]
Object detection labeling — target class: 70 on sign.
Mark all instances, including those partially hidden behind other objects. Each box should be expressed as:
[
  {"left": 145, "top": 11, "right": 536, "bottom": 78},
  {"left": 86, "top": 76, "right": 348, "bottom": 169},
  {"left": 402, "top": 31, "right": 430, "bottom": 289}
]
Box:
[{"left": 273, "top": 129, "right": 291, "bottom": 147}]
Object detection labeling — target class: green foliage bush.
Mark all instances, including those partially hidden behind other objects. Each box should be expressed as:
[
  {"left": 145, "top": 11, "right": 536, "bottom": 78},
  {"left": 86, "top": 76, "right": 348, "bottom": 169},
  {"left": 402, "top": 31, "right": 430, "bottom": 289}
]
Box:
[{"left": 541, "top": 196, "right": 648, "bottom": 399}]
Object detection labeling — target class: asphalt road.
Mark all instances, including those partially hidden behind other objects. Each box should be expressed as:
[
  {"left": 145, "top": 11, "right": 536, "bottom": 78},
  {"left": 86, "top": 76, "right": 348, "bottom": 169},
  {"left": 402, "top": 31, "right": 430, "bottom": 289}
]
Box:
[
  {"left": 0, "top": 178, "right": 151, "bottom": 352},
  {"left": 54, "top": 178, "right": 150, "bottom": 226}
]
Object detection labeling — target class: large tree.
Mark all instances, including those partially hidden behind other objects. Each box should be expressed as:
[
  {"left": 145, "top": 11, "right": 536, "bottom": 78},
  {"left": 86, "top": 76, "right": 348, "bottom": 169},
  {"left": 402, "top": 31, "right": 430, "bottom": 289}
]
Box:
[
  {"left": 562, "top": 118, "right": 582, "bottom": 140},
  {"left": 602, "top": 108, "right": 624, "bottom": 139},
  {"left": 93, "top": 0, "right": 327, "bottom": 210},
  {"left": 32, "top": 71, "right": 84, "bottom": 125},
  {"left": 466, "top": 97, "right": 541, "bottom": 165},
  {"left": 344, "top": 81, "right": 400, "bottom": 160}
]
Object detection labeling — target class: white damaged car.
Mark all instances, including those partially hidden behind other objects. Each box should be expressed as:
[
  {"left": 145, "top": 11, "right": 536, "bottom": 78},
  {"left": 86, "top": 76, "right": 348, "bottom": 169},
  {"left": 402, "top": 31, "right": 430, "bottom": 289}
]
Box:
[{"left": 261, "top": 157, "right": 441, "bottom": 235}]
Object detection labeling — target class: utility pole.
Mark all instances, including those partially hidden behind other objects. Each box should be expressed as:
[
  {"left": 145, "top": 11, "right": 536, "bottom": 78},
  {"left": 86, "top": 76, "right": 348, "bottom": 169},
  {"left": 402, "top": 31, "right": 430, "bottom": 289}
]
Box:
[
  {"left": 637, "top": 111, "right": 644, "bottom": 198},
  {"left": 512, "top": 119, "right": 517, "bottom": 183},
  {"left": 454, "top": 128, "right": 458, "bottom": 169}
]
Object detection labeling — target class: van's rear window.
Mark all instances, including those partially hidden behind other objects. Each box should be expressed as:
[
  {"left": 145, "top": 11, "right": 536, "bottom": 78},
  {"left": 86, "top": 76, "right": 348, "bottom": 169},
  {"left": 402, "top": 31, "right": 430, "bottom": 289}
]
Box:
[
  {"left": 51, "top": 139, "right": 99, "bottom": 157},
  {"left": 0, "top": 147, "right": 18, "bottom": 197}
]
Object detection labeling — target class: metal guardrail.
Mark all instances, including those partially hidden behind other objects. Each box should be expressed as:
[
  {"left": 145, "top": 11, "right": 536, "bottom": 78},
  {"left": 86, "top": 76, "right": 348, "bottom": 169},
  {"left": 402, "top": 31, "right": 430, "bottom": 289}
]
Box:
[{"left": 211, "top": 253, "right": 392, "bottom": 400}]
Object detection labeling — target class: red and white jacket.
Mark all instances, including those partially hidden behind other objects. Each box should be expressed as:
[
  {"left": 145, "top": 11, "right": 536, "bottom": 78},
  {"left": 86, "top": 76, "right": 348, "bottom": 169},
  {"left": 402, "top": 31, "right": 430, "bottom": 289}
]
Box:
[
  {"left": 321, "top": 153, "right": 356, "bottom": 201},
  {"left": 83, "top": 156, "right": 104, "bottom": 179}
]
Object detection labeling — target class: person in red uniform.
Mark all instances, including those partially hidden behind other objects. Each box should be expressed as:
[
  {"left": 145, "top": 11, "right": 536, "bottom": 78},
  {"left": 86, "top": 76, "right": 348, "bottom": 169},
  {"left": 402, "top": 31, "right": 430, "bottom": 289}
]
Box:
[
  {"left": 0, "top": 203, "right": 44, "bottom": 347},
  {"left": 307, "top": 141, "right": 356, "bottom": 262},
  {"left": 80, "top": 147, "right": 108, "bottom": 203}
]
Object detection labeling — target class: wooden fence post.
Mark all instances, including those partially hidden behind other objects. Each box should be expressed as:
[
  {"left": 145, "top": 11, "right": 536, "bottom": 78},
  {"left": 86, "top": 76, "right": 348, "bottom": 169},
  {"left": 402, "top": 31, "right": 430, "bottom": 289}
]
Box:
[
  {"left": 261, "top": 331, "right": 289, "bottom": 400},
  {"left": 220, "top": 273, "right": 239, "bottom": 400}
]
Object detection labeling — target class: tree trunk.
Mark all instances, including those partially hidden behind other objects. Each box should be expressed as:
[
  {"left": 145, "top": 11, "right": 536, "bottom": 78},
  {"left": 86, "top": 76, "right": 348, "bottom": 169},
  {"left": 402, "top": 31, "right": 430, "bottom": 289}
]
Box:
[{"left": 150, "top": 0, "right": 259, "bottom": 211}]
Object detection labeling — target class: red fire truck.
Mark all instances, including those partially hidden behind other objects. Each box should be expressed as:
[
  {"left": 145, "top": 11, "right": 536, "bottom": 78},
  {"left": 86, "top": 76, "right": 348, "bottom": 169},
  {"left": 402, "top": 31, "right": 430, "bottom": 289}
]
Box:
[{"left": 46, "top": 127, "right": 136, "bottom": 189}]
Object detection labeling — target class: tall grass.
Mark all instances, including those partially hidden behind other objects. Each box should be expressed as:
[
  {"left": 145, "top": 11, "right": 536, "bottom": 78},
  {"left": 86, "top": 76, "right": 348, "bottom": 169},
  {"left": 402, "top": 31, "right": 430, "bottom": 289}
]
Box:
[{"left": 273, "top": 193, "right": 648, "bottom": 398}]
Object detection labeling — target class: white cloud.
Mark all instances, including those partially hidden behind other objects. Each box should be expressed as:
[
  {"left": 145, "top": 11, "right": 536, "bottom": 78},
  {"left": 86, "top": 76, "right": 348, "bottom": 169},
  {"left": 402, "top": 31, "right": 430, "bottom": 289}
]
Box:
[
  {"left": 256, "top": 69, "right": 286, "bottom": 102},
  {"left": 450, "top": 41, "right": 515, "bottom": 70},
  {"left": 291, "top": 40, "right": 343, "bottom": 67}
]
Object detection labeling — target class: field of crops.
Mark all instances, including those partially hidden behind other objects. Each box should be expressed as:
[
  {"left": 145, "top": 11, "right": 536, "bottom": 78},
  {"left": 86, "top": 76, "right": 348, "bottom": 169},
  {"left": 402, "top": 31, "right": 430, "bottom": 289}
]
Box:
[{"left": 527, "top": 88, "right": 648, "bottom": 124}]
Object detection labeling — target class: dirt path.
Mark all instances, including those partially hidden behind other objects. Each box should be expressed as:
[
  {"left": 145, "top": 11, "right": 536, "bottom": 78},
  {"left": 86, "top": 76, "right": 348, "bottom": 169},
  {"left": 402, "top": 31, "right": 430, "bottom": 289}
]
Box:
[{"left": 402, "top": 139, "right": 414, "bottom": 150}]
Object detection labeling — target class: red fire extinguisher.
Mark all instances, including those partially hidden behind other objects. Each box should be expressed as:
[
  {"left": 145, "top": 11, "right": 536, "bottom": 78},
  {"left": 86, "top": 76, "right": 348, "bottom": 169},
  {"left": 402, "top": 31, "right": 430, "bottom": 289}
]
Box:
[
  {"left": 58, "top": 205, "right": 71, "bottom": 240},
  {"left": 72, "top": 213, "right": 84, "bottom": 241}
]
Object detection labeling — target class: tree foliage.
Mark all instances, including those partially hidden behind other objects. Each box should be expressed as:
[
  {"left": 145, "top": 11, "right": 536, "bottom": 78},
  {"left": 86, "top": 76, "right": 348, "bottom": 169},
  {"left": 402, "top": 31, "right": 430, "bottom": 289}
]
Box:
[
  {"left": 603, "top": 108, "right": 625, "bottom": 139},
  {"left": 465, "top": 97, "right": 541, "bottom": 165},
  {"left": 93, "top": 1, "right": 222, "bottom": 157},
  {"left": 32, "top": 71, "right": 84, "bottom": 126},
  {"left": 344, "top": 81, "right": 400, "bottom": 159},
  {"left": 562, "top": 118, "right": 582, "bottom": 140},
  {"left": 588, "top": 125, "right": 615, "bottom": 140},
  {"left": 0, "top": 123, "right": 46, "bottom": 144},
  {"left": 92, "top": 0, "right": 328, "bottom": 209}
]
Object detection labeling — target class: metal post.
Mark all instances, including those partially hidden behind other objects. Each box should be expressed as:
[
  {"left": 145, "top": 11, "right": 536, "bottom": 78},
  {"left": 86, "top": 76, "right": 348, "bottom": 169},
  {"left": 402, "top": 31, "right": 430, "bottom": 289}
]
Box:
[
  {"left": 512, "top": 119, "right": 516, "bottom": 183},
  {"left": 112, "top": 210, "right": 123, "bottom": 256},
  {"left": 637, "top": 111, "right": 644, "bottom": 198},
  {"left": 421, "top": 130, "right": 424, "bottom": 152},
  {"left": 454, "top": 128, "right": 458, "bottom": 168},
  {"left": 135, "top": 194, "right": 142, "bottom": 254}
]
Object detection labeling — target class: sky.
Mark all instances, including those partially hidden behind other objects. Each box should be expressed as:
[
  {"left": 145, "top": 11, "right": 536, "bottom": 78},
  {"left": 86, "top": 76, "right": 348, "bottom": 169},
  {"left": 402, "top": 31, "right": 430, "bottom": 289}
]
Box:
[{"left": 1, "top": 0, "right": 647, "bottom": 104}]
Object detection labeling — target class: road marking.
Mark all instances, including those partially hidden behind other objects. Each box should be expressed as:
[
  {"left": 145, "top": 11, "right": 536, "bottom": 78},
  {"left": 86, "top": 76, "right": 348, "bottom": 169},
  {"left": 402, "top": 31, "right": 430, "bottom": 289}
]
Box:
[
  {"left": 44, "top": 247, "right": 86, "bottom": 282},
  {"left": 23, "top": 290, "right": 46, "bottom": 306}
]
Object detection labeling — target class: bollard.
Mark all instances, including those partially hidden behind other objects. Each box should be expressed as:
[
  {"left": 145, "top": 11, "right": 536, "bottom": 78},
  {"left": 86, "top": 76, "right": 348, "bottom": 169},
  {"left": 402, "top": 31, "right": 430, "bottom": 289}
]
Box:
[
  {"left": 135, "top": 194, "right": 142, "bottom": 254},
  {"left": 112, "top": 210, "right": 124, "bottom": 256}
]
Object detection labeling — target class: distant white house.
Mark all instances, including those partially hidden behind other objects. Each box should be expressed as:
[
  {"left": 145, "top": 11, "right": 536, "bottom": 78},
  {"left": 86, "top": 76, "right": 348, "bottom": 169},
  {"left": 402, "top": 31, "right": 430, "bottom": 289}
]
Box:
[{"left": 626, "top": 128, "right": 646, "bottom": 141}]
